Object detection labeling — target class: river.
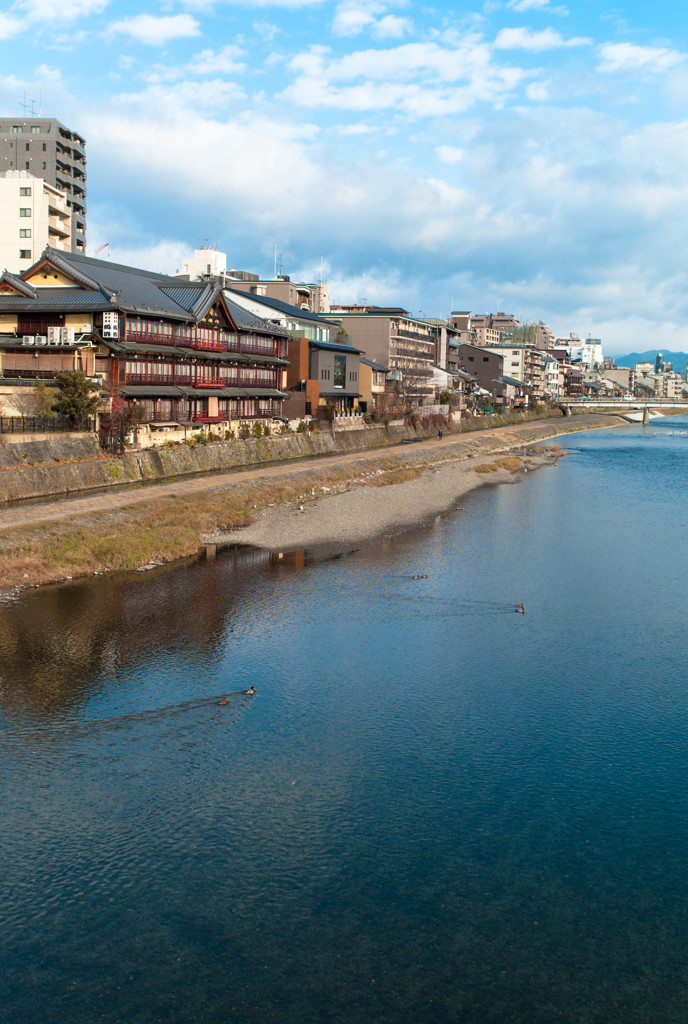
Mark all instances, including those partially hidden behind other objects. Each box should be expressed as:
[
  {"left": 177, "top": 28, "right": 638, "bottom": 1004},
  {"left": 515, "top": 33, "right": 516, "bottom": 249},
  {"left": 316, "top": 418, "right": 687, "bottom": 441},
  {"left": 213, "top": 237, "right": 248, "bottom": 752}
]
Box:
[{"left": 1, "top": 418, "right": 687, "bottom": 1024}]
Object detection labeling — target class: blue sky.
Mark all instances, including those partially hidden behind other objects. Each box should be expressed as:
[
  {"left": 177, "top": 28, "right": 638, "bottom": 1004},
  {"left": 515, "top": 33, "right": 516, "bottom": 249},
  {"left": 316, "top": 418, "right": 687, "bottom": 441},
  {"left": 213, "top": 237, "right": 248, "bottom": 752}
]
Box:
[{"left": 2, "top": 0, "right": 687, "bottom": 353}]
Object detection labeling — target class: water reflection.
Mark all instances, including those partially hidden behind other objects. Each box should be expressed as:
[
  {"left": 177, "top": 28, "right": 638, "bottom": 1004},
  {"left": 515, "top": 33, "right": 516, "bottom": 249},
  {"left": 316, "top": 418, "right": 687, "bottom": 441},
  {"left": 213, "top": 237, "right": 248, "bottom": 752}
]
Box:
[{"left": 2, "top": 422, "right": 688, "bottom": 1024}]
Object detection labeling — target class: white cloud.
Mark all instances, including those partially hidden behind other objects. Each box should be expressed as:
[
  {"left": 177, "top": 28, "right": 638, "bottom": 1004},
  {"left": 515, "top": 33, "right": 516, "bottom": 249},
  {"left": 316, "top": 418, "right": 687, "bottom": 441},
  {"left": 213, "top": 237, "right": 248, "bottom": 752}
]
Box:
[
  {"left": 332, "top": 2, "right": 381, "bottom": 37},
  {"left": 0, "top": 0, "right": 106, "bottom": 38},
  {"left": 191, "top": 45, "right": 246, "bottom": 74},
  {"left": 253, "top": 20, "right": 280, "bottom": 40},
  {"left": 494, "top": 27, "right": 591, "bottom": 51},
  {"left": 282, "top": 38, "right": 530, "bottom": 115},
  {"left": 507, "top": 0, "right": 567, "bottom": 12},
  {"left": 598, "top": 42, "right": 685, "bottom": 75},
  {"left": 108, "top": 14, "right": 201, "bottom": 46},
  {"left": 526, "top": 80, "right": 549, "bottom": 100},
  {"left": 19, "top": 0, "right": 108, "bottom": 21},
  {"left": 0, "top": 13, "right": 23, "bottom": 38},
  {"left": 435, "top": 145, "right": 464, "bottom": 163},
  {"left": 372, "top": 15, "right": 411, "bottom": 39}
]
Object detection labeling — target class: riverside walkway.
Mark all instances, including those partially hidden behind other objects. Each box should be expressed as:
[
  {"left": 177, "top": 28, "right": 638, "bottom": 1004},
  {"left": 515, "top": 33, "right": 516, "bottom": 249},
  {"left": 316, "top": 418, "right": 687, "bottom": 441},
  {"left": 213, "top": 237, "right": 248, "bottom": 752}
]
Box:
[{"left": 0, "top": 415, "right": 617, "bottom": 534}]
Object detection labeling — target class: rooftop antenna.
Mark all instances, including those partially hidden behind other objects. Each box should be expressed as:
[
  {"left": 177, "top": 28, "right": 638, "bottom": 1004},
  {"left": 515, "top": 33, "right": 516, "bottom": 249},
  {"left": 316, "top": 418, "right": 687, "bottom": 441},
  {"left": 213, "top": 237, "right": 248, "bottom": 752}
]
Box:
[
  {"left": 277, "top": 251, "right": 284, "bottom": 277},
  {"left": 19, "top": 92, "right": 36, "bottom": 116}
]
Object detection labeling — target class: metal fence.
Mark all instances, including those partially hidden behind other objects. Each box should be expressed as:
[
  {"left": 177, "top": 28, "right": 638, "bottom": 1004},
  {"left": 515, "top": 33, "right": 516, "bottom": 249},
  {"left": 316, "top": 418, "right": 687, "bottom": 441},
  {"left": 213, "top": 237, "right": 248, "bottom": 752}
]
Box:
[{"left": 0, "top": 415, "right": 92, "bottom": 434}]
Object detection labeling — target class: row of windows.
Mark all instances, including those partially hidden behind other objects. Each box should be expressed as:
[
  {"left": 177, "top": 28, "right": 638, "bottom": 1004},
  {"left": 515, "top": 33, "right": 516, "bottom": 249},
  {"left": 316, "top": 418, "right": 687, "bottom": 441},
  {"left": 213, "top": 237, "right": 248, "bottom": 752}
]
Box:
[
  {"left": 11, "top": 125, "right": 43, "bottom": 133},
  {"left": 7, "top": 141, "right": 48, "bottom": 150},
  {"left": 6, "top": 162, "right": 47, "bottom": 170}
]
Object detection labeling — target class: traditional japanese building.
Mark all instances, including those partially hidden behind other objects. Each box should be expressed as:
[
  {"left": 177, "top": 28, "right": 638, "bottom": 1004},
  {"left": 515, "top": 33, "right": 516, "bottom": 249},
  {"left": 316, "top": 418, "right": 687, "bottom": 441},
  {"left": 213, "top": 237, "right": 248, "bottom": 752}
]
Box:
[{"left": 0, "top": 247, "right": 289, "bottom": 432}]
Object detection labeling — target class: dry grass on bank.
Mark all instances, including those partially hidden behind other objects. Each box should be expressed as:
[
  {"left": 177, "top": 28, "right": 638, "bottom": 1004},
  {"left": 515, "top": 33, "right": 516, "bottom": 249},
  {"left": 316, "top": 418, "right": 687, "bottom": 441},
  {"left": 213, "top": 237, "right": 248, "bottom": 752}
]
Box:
[
  {"left": 473, "top": 456, "right": 523, "bottom": 474},
  {"left": 0, "top": 456, "right": 438, "bottom": 591}
]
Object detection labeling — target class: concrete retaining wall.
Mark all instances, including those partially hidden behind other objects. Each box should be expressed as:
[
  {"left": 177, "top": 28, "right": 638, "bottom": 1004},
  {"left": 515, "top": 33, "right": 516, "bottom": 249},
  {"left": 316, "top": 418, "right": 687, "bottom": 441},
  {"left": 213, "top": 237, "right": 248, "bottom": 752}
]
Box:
[{"left": 0, "top": 409, "right": 565, "bottom": 505}]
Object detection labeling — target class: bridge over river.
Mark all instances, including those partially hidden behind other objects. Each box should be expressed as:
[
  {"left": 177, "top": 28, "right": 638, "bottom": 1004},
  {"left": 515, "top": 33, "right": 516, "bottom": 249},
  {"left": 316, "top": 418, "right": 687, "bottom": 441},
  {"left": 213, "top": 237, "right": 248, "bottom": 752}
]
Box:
[{"left": 559, "top": 398, "right": 688, "bottom": 421}]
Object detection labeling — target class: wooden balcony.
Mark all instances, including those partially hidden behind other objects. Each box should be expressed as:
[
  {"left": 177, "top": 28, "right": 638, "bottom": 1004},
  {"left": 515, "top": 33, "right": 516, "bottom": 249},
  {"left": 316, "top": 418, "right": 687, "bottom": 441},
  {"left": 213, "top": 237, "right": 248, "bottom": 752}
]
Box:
[
  {"left": 125, "top": 330, "right": 176, "bottom": 347},
  {"left": 190, "top": 377, "right": 225, "bottom": 388},
  {"left": 125, "top": 373, "right": 175, "bottom": 386}
]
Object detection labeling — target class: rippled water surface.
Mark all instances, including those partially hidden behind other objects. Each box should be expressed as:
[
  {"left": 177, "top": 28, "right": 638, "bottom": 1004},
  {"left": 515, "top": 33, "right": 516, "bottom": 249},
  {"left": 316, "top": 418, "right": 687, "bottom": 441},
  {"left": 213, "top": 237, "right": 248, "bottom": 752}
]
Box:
[{"left": 2, "top": 419, "right": 688, "bottom": 1024}]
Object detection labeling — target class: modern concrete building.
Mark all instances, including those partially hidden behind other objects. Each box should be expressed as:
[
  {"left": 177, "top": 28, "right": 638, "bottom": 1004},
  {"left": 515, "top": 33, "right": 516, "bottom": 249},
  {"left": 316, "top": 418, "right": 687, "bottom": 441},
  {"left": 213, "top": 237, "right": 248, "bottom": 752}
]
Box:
[
  {"left": 327, "top": 306, "right": 436, "bottom": 405},
  {"left": 178, "top": 246, "right": 227, "bottom": 281},
  {"left": 0, "top": 171, "right": 72, "bottom": 273},
  {"left": 0, "top": 118, "right": 86, "bottom": 253},
  {"left": 227, "top": 273, "right": 330, "bottom": 314}
]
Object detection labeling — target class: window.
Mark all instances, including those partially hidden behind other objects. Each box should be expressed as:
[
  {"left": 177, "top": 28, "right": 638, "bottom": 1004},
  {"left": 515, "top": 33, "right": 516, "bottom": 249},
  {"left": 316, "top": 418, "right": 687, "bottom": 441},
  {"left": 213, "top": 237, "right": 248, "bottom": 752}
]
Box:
[
  {"left": 19, "top": 187, "right": 31, "bottom": 196},
  {"left": 19, "top": 208, "right": 31, "bottom": 217},
  {"left": 42, "top": 143, "right": 46, "bottom": 151},
  {"left": 31, "top": 126, "right": 40, "bottom": 133},
  {"left": 12, "top": 125, "right": 21, "bottom": 133},
  {"left": 25, "top": 142, "right": 30, "bottom": 151},
  {"left": 25, "top": 162, "right": 29, "bottom": 169},
  {"left": 19, "top": 250, "right": 31, "bottom": 259},
  {"left": 19, "top": 229, "right": 31, "bottom": 238},
  {"left": 42, "top": 162, "right": 46, "bottom": 169},
  {"left": 334, "top": 354, "right": 346, "bottom": 388},
  {"left": 483, "top": 356, "right": 489, "bottom": 362}
]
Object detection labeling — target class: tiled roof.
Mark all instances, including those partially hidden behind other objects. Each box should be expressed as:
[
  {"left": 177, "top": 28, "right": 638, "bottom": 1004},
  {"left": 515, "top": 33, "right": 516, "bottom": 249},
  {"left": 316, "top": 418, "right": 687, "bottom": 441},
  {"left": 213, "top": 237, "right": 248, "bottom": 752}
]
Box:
[
  {"left": 0, "top": 270, "right": 37, "bottom": 297},
  {"left": 222, "top": 294, "right": 290, "bottom": 337},
  {"left": 224, "top": 287, "right": 338, "bottom": 326},
  {"left": 0, "top": 287, "right": 113, "bottom": 312},
  {"left": 0, "top": 250, "right": 290, "bottom": 344},
  {"left": 309, "top": 338, "right": 363, "bottom": 355}
]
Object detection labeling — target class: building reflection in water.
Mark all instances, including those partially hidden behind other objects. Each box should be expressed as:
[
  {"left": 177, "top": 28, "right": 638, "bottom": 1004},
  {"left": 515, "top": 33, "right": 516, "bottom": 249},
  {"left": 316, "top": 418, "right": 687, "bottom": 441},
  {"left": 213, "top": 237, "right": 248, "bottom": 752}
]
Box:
[{"left": 0, "top": 547, "right": 291, "bottom": 721}]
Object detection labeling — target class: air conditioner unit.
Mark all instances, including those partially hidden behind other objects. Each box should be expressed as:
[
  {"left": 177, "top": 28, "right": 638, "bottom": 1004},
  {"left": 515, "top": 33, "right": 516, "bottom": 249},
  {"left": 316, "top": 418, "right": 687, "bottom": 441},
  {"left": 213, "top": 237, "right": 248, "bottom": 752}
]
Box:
[
  {"left": 35, "top": 335, "right": 48, "bottom": 346},
  {"left": 47, "top": 326, "right": 62, "bottom": 346},
  {"left": 22, "top": 335, "right": 35, "bottom": 346},
  {"left": 61, "top": 326, "right": 75, "bottom": 345}
]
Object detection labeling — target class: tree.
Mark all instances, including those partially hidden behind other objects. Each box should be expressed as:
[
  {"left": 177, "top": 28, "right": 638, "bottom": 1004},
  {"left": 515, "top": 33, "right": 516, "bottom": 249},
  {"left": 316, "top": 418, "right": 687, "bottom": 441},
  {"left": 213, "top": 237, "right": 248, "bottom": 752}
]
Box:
[
  {"left": 51, "top": 370, "right": 101, "bottom": 427},
  {"left": 11, "top": 383, "right": 55, "bottom": 419},
  {"left": 335, "top": 327, "right": 351, "bottom": 345},
  {"left": 393, "top": 363, "right": 432, "bottom": 413}
]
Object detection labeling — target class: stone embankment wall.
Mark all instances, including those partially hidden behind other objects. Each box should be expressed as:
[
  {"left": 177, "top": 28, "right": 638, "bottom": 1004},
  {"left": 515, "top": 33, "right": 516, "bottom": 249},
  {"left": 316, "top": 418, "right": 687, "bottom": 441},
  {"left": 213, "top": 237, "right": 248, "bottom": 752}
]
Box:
[{"left": 0, "top": 409, "right": 579, "bottom": 505}]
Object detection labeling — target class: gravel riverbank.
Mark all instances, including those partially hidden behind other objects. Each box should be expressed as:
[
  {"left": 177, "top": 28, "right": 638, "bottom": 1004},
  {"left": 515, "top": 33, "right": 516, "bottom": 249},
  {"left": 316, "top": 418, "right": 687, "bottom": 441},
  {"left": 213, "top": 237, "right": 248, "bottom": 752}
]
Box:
[{"left": 0, "top": 414, "right": 620, "bottom": 598}]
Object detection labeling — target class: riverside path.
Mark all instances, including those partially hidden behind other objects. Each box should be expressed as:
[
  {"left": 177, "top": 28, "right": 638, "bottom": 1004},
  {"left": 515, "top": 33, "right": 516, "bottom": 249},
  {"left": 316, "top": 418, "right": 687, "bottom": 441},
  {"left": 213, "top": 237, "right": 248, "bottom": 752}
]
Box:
[{"left": 0, "top": 415, "right": 619, "bottom": 534}]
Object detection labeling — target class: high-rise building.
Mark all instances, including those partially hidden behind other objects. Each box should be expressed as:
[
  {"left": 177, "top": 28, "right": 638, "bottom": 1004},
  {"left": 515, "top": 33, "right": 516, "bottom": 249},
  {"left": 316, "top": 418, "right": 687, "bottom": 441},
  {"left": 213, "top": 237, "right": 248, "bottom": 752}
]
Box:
[
  {"left": 0, "top": 171, "right": 72, "bottom": 272},
  {"left": 0, "top": 118, "right": 86, "bottom": 254}
]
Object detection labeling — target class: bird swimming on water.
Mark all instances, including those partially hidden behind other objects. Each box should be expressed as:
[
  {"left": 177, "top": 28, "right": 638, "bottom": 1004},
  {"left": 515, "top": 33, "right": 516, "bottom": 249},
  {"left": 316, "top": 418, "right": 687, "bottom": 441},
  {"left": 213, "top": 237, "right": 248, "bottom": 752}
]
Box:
[
  {"left": 244, "top": 685, "right": 257, "bottom": 695},
  {"left": 218, "top": 697, "right": 229, "bottom": 705}
]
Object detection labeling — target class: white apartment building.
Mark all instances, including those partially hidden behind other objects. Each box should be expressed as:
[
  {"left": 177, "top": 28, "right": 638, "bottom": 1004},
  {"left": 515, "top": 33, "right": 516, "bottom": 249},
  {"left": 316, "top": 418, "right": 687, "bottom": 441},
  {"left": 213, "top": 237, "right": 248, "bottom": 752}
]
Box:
[
  {"left": 0, "top": 171, "right": 71, "bottom": 274},
  {"left": 178, "top": 246, "right": 227, "bottom": 280}
]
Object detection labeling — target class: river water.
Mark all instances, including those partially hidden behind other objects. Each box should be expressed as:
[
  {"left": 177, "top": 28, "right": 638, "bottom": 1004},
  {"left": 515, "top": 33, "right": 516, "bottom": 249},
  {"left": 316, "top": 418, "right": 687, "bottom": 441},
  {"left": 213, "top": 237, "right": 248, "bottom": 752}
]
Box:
[{"left": 1, "top": 419, "right": 687, "bottom": 1024}]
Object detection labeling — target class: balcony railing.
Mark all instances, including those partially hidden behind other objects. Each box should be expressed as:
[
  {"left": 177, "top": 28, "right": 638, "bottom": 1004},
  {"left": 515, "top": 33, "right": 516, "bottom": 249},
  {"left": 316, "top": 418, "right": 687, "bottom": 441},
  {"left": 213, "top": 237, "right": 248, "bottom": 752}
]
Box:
[
  {"left": 126, "top": 330, "right": 176, "bottom": 347},
  {"left": 191, "top": 377, "right": 225, "bottom": 388},
  {"left": 123, "top": 325, "right": 284, "bottom": 358},
  {"left": 1, "top": 368, "right": 60, "bottom": 380},
  {"left": 125, "top": 373, "right": 175, "bottom": 386}
]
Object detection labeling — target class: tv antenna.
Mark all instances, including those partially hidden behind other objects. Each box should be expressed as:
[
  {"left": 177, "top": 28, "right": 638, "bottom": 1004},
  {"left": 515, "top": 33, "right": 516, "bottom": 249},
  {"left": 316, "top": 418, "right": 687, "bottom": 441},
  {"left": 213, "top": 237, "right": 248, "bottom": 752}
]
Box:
[{"left": 19, "top": 92, "right": 37, "bottom": 117}]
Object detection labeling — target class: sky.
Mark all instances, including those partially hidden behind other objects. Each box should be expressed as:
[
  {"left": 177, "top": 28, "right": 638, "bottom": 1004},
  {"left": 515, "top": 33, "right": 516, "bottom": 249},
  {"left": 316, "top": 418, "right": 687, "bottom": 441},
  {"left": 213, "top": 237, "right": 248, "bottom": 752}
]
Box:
[{"left": 1, "top": 0, "right": 687, "bottom": 354}]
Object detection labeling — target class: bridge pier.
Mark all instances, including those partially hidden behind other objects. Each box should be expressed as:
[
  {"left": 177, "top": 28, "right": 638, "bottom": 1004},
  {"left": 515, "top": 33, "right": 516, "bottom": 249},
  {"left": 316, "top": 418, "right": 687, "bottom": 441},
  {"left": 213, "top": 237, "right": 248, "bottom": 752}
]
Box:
[
  {"left": 642, "top": 406, "right": 650, "bottom": 425},
  {"left": 561, "top": 405, "right": 572, "bottom": 417}
]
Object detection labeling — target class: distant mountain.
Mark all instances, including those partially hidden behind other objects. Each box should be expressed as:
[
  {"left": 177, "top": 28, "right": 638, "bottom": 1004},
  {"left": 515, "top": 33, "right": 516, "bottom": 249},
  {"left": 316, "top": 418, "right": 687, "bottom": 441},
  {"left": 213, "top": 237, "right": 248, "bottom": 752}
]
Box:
[{"left": 614, "top": 350, "right": 688, "bottom": 374}]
